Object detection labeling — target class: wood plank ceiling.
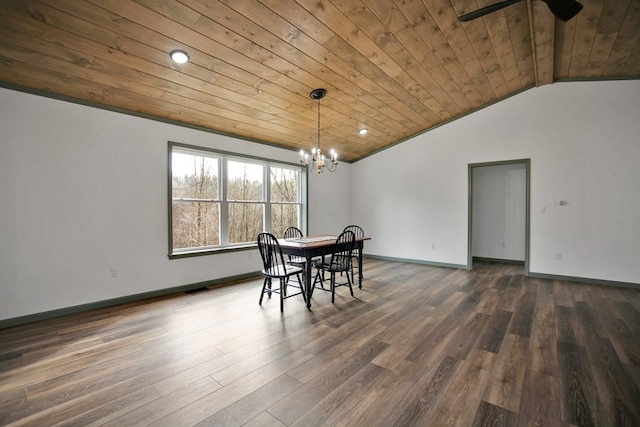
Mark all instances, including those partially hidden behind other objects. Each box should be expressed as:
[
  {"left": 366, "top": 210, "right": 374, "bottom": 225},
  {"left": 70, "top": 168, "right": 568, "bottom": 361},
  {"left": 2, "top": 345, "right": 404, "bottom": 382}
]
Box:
[{"left": 1, "top": 0, "right": 638, "bottom": 162}]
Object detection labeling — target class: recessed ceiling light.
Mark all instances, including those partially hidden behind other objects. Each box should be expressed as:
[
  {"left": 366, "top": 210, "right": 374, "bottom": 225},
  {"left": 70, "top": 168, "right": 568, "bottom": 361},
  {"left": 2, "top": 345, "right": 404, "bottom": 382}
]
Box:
[
  {"left": 359, "top": 129, "right": 368, "bottom": 135},
  {"left": 170, "top": 50, "right": 190, "bottom": 64}
]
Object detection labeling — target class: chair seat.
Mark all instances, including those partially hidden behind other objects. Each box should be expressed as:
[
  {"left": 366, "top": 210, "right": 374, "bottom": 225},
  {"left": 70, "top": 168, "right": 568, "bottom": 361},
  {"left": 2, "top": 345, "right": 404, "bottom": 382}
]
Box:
[
  {"left": 287, "top": 256, "right": 307, "bottom": 264},
  {"left": 312, "top": 255, "right": 350, "bottom": 272},
  {"left": 263, "top": 264, "right": 303, "bottom": 278}
]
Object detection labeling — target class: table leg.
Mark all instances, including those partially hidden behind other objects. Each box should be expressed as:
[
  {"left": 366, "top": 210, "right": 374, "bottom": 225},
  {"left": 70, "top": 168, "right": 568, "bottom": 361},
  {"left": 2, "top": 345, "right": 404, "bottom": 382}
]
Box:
[
  {"left": 358, "top": 242, "right": 364, "bottom": 289},
  {"left": 305, "top": 254, "right": 313, "bottom": 309}
]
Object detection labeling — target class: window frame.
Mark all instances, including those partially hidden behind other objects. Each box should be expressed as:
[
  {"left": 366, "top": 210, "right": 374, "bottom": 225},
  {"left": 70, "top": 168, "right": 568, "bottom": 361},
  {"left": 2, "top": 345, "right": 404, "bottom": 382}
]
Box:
[{"left": 168, "top": 141, "right": 307, "bottom": 259}]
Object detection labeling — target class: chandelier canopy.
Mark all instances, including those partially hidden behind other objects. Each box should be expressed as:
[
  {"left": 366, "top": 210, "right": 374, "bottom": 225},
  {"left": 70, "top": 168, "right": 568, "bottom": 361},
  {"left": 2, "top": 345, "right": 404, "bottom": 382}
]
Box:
[{"left": 299, "top": 88, "right": 338, "bottom": 173}]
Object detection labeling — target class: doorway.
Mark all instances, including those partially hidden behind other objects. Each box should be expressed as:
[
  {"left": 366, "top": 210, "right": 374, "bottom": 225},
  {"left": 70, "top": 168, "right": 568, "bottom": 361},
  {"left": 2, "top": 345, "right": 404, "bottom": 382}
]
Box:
[{"left": 468, "top": 159, "right": 530, "bottom": 275}]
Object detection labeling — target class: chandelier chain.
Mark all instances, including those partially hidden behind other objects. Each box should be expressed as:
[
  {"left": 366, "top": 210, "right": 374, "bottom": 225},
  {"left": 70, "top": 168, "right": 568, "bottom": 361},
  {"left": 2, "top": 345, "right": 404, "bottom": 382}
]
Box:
[{"left": 317, "top": 96, "right": 321, "bottom": 150}]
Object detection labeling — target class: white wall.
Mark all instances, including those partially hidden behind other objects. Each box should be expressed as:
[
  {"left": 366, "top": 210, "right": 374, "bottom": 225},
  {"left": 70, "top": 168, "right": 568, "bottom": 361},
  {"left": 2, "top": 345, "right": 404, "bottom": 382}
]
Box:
[
  {"left": 0, "top": 88, "right": 351, "bottom": 321},
  {"left": 352, "top": 80, "right": 640, "bottom": 284},
  {"left": 2, "top": 80, "right": 639, "bottom": 322},
  {"left": 307, "top": 162, "right": 351, "bottom": 235}
]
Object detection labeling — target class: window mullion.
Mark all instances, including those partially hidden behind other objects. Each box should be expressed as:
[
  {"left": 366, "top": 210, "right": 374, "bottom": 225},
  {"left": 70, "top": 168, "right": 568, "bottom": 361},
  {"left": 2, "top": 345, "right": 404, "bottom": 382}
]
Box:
[
  {"left": 264, "top": 164, "right": 271, "bottom": 233},
  {"left": 220, "top": 157, "right": 229, "bottom": 246}
]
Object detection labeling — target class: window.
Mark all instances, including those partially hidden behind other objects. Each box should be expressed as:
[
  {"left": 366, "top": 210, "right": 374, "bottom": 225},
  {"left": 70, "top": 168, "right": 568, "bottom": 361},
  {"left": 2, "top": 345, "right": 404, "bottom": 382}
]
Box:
[
  {"left": 169, "top": 142, "right": 306, "bottom": 257},
  {"left": 270, "top": 166, "right": 301, "bottom": 238}
]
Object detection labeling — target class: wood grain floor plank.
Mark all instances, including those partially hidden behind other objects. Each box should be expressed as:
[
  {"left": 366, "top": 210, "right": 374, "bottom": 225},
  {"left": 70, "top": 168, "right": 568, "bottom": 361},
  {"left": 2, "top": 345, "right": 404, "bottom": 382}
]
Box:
[
  {"left": 431, "top": 348, "right": 497, "bottom": 426},
  {"left": 1, "top": 260, "right": 638, "bottom": 426},
  {"left": 552, "top": 279, "right": 576, "bottom": 307},
  {"left": 24, "top": 329, "right": 216, "bottom": 401},
  {"left": 574, "top": 313, "right": 640, "bottom": 425},
  {"left": 528, "top": 293, "right": 558, "bottom": 376},
  {"left": 287, "top": 362, "right": 390, "bottom": 427},
  {"left": 471, "top": 400, "right": 518, "bottom": 427},
  {"left": 242, "top": 411, "right": 286, "bottom": 427},
  {"left": 517, "top": 369, "right": 563, "bottom": 427},
  {"left": 475, "top": 309, "right": 513, "bottom": 353},
  {"left": 555, "top": 305, "right": 579, "bottom": 344},
  {"left": 495, "top": 284, "right": 526, "bottom": 312},
  {"left": 287, "top": 321, "right": 387, "bottom": 384},
  {"left": 387, "top": 356, "right": 463, "bottom": 427},
  {"left": 613, "top": 300, "right": 640, "bottom": 341},
  {"left": 329, "top": 358, "right": 433, "bottom": 427},
  {"left": 557, "top": 340, "right": 601, "bottom": 426},
  {"left": 102, "top": 377, "right": 221, "bottom": 427},
  {"left": 198, "top": 375, "right": 302, "bottom": 427},
  {"left": 405, "top": 291, "right": 481, "bottom": 362},
  {"left": 508, "top": 290, "right": 536, "bottom": 337},
  {"left": 482, "top": 333, "right": 529, "bottom": 412},
  {"left": 51, "top": 385, "right": 161, "bottom": 427},
  {"left": 147, "top": 347, "right": 309, "bottom": 427},
  {"left": 369, "top": 304, "right": 439, "bottom": 370},
  {"left": 268, "top": 339, "right": 388, "bottom": 425},
  {"left": 443, "top": 311, "right": 490, "bottom": 360}
]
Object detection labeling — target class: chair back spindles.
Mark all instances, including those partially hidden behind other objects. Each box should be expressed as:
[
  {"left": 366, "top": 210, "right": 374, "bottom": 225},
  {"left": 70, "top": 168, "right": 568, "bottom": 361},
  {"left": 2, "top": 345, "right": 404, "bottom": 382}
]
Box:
[
  {"left": 343, "top": 225, "right": 364, "bottom": 240},
  {"left": 282, "top": 226, "right": 307, "bottom": 268},
  {"left": 332, "top": 230, "right": 355, "bottom": 271},
  {"left": 283, "top": 226, "right": 303, "bottom": 240},
  {"left": 257, "top": 232, "right": 285, "bottom": 274}
]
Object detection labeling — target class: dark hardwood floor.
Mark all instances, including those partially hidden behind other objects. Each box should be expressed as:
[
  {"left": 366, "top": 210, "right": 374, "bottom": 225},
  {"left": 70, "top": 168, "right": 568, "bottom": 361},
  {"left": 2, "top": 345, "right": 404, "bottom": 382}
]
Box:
[{"left": 1, "top": 259, "right": 639, "bottom": 426}]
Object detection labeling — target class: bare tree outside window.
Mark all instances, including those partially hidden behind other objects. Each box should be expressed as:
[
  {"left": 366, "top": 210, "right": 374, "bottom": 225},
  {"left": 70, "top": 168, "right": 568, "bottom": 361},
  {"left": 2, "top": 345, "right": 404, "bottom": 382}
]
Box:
[
  {"left": 169, "top": 143, "right": 304, "bottom": 255},
  {"left": 228, "top": 161, "right": 264, "bottom": 244},
  {"left": 172, "top": 152, "right": 220, "bottom": 250},
  {"left": 270, "top": 166, "right": 300, "bottom": 237}
]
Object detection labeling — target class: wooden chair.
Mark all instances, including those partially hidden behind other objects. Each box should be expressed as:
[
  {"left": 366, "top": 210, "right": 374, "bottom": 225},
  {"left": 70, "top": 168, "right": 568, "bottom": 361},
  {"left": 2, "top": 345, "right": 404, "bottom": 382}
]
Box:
[
  {"left": 343, "top": 224, "right": 364, "bottom": 287},
  {"left": 312, "top": 230, "right": 356, "bottom": 303},
  {"left": 257, "top": 232, "right": 306, "bottom": 312},
  {"left": 283, "top": 226, "right": 306, "bottom": 267}
]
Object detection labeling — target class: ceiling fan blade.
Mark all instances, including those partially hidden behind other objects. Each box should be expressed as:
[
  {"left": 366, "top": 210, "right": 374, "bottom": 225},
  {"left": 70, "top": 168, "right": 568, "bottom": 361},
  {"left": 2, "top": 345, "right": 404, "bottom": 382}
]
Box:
[
  {"left": 457, "top": 0, "right": 524, "bottom": 22},
  {"left": 542, "top": 0, "right": 583, "bottom": 21}
]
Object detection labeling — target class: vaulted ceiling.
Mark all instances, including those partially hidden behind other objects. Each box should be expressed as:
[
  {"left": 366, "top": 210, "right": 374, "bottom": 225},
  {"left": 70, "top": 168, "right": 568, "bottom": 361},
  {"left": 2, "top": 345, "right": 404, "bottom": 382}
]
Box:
[{"left": 1, "top": 0, "right": 638, "bottom": 162}]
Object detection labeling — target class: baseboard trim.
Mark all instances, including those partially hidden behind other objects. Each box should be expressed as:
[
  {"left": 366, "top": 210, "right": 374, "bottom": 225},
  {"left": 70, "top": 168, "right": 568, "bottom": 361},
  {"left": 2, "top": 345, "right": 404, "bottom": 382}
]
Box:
[
  {"left": 364, "top": 254, "right": 468, "bottom": 270},
  {"left": 367, "top": 254, "right": 639, "bottom": 290},
  {"left": 0, "top": 271, "right": 262, "bottom": 330},
  {"left": 473, "top": 257, "right": 525, "bottom": 266},
  {"left": 528, "top": 271, "right": 639, "bottom": 290}
]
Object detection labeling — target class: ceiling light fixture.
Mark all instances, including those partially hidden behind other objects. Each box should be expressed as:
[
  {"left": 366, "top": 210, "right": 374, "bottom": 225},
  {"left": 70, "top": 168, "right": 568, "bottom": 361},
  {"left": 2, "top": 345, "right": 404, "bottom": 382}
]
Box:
[
  {"left": 300, "top": 88, "right": 338, "bottom": 173},
  {"left": 169, "top": 50, "right": 190, "bottom": 64},
  {"left": 359, "top": 129, "right": 368, "bottom": 135}
]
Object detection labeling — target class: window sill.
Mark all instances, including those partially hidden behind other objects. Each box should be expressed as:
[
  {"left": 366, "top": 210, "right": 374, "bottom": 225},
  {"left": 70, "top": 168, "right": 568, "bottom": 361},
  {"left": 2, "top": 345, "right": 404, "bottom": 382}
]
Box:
[{"left": 169, "top": 243, "right": 257, "bottom": 259}]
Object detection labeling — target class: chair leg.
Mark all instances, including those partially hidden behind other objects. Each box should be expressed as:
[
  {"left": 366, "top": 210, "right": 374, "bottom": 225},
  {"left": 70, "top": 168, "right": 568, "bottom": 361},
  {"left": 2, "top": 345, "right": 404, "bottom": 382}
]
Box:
[
  {"left": 346, "top": 272, "right": 354, "bottom": 297},
  {"left": 350, "top": 258, "right": 355, "bottom": 284},
  {"left": 312, "top": 268, "right": 324, "bottom": 290},
  {"left": 279, "top": 278, "right": 285, "bottom": 312},
  {"left": 330, "top": 272, "right": 336, "bottom": 304},
  {"left": 297, "top": 274, "right": 307, "bottom": 304},
  {"left": 259, "top": 277, "right": 270, "bottom": 305}
]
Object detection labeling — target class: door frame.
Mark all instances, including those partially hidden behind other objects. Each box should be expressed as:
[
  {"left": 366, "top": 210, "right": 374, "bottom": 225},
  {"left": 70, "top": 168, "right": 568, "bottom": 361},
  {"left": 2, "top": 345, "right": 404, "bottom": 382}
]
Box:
[{"left": 467, "top": 159, "right": 530, "bottom": 275}]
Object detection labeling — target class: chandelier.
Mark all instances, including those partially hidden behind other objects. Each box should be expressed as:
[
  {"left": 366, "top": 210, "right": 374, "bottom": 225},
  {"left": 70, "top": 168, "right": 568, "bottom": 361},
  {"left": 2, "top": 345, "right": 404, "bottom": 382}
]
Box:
[{"left": 299, "top": 88, "right": 338, "bottom": 173}]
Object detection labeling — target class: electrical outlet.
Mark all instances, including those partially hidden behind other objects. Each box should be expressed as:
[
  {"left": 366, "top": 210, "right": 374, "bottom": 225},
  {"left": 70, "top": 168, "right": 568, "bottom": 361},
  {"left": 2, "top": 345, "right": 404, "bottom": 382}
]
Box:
[
  {"left": 431, "top": 244, "right": 435, "bottom": 250},
  {"left": 555, "top": 253, "right": 562, "bottom": 261},
  {"left": 111, "top": 267, "right": 118, "bottom": 277}
]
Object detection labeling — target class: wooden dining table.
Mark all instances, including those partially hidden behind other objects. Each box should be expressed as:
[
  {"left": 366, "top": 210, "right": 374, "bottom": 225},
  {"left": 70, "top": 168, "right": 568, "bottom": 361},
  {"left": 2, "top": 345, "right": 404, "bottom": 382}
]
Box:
[{"left": 278, "top": 235, "right": 370, "bottom": 309}]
